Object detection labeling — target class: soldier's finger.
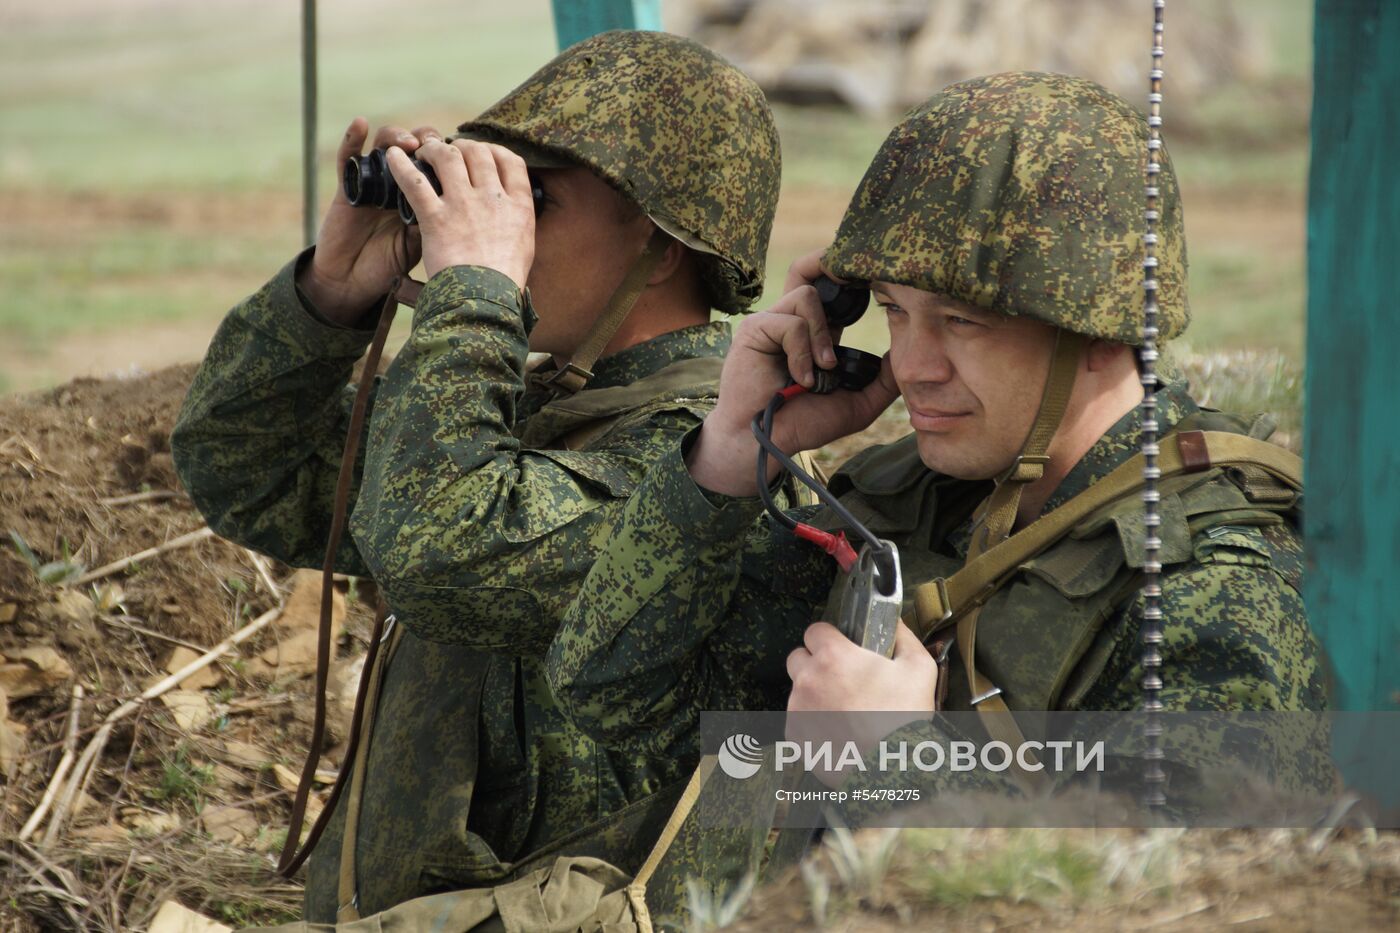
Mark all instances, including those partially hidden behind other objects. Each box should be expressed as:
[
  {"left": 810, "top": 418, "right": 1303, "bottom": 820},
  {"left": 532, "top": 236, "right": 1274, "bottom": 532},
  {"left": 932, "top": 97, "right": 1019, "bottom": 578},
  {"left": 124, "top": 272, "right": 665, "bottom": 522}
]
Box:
[
  {"left": 783, "top": 249, "right": 829, "bottom": 293},
  {"left": 755, "top": 311, "right": 818, "bottom": 389},
  {"left": 386, "top": 146, "right": 438, "bottom": 219},
  {"left": 743, "top": 311, "right": 814, "bottom": 388},
  {"left": 786, "top": 644, "right": 813, "bottom": 682},
  {"left": 486, "top": 144, "right": 531, "bottom": 199},
  {"left": 802, "top": 621, "right": 845, "bottom": 656},
  {"left": 455, "top": 140, "right": 504, "bottom": 192},
  {"left": 790, "top": 285, "right": 838, "bottom": 369},
  {"left": 333, "top": 119, "right": 369, "bottom": 204},
  {"left": 372, "top": 124, "right": 416, "bottom": 152},
  {"left": 410, "top": 125, "right": 444, "bottom": 147},
  {"left": 415, "top": 140, "right": 469, "bottom": 199},
  {"left": 890, "top": 621, "right": 928, "bottom": 663}
]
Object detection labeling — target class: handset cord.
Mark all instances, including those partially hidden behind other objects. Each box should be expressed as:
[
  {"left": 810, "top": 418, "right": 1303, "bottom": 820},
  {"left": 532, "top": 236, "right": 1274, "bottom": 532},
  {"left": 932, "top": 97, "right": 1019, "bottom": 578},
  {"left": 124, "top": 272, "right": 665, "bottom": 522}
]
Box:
[{"left": 750, "top": 384, "right": 897, "bottom": 591}]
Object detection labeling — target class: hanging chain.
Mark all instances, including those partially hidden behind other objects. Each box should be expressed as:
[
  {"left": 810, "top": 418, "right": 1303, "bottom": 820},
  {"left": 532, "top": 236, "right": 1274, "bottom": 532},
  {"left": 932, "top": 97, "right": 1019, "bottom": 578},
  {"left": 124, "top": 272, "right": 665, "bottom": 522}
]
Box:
[{"left": 1139, "top": 0, "right": 1168, "bottom": 811}]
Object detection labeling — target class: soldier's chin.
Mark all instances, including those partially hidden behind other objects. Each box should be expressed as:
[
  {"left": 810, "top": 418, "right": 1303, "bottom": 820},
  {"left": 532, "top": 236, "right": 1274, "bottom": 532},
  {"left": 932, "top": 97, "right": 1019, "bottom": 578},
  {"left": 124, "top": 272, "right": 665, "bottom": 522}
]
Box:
[{"left": 914, "top": 434, "right": 1003, "bottom": 481}]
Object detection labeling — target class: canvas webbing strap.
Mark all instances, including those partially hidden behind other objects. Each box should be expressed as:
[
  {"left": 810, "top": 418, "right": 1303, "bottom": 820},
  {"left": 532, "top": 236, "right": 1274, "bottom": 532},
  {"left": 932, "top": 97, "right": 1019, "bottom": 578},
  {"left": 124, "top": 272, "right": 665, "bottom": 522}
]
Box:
[
  {"left": 535, "top": 228, "right": 671, "bottom": 397},
  {"left": 624, "top": 754, "right": 719, "bottom": 927},
  {"left": 950, "top": 334, "right": 1081, "bottom": 784},
  {"left": 913, "top": 430, "right": 1304, "bottom": 633},
  {"left": 968, "top": 331, "right": 1086, "bottom": 556},
  {"left": 277, "top": 276, "right": 421, "bottom": 879},
  {"left": 336, "top": 619, "right": 403, "bottom": 922}
]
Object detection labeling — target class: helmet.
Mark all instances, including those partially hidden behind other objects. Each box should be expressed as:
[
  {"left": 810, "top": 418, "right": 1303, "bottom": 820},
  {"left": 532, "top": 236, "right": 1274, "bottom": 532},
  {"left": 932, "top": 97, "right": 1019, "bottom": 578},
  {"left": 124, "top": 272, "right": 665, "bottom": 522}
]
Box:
[
  {"left": 455, "top": 30, "right": 781, "bottom": 314},
  {"left": 825, "top": 71, "right": 1188, "bottom": 344}
]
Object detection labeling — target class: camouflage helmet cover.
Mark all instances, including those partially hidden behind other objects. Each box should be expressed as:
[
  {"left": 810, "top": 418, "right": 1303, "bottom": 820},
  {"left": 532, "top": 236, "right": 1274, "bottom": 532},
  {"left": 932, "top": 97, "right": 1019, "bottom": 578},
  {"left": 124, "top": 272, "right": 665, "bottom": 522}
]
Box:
[
  {"left": 456, "top": 30, "right": 781, "bottom": 314},
  {"left": 825, "top": 72, "right": 1188, "bottom": 344}
]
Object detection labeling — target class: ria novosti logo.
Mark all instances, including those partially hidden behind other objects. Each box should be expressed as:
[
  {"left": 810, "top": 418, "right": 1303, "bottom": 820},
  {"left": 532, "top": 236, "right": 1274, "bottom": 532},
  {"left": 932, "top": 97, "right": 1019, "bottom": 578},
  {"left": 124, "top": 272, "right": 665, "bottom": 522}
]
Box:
[{"left": 718, "top": 733, "right": 765, "bottom": 779}]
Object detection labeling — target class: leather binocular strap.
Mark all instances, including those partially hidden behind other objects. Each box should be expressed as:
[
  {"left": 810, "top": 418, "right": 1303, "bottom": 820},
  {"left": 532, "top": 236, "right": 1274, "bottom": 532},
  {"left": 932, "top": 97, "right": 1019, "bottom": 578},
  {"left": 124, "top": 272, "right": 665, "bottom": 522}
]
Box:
[
  {"left": 535, "top": 228, "right": 671, "bottom": 397},
  {"left": 276, "top": 276, "right": 420, "bottom": 878}
]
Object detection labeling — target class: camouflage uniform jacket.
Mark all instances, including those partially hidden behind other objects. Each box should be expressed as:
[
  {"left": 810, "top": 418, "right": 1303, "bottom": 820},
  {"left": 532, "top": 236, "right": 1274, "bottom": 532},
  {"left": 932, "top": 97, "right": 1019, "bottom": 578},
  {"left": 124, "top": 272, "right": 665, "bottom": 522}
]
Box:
[
  {"left": 547, "top": 383, "right": 1328, "bottom": 800},
  {"left": 172, "top": 255, "right": 731, "bottom": 919}
]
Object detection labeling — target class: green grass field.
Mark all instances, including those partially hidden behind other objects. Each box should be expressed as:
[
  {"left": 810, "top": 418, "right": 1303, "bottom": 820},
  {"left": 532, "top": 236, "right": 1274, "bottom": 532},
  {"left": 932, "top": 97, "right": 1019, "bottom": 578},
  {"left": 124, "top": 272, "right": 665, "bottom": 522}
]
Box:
[{"left": 0, "top": 0, "right": 1313, "bottom": 396}]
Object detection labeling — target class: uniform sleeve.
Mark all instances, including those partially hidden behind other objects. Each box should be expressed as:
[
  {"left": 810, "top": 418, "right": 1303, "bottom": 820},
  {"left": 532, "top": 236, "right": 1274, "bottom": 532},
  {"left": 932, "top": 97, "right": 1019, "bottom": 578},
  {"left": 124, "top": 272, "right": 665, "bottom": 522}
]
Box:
[
  {"left": 171, "top": 254, "right": 381, "bottom": 575},
  {"left": 546, "top": 435, "right": 830, "bottom": 758},
  {"left": 348, "top": 266, "right": 708, "bottom": 654}
]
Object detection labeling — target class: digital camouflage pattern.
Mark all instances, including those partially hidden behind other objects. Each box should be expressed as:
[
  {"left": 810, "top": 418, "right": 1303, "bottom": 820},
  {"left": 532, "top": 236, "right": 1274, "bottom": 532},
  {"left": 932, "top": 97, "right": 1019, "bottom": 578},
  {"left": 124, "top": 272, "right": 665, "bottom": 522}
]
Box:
[
  {"left": 825, "top": 71, "right": 1189, "bottom": 344},
  {"left": 456, "top": 30, "right": 781, "bottom": 313},
  {"left": 547, "top": 381, "right": 1327, "bottom": 862},
  {"left": 172, "top": 256, "right": 732, "bottom": 919}
]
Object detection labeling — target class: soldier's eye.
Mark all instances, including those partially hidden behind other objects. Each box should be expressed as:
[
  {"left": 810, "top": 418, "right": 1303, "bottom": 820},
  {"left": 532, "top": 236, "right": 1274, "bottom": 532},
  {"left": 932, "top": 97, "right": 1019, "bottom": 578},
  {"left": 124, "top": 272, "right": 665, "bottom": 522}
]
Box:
[{"left": 528, "top": 174, "right": 554, "bottom": 216}]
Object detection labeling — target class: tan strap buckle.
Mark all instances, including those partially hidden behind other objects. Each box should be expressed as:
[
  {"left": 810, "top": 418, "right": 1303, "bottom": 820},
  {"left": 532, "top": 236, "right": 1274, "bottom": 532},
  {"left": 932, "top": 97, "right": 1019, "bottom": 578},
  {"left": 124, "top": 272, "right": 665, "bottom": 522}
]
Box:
[
  {"left": 924, "top": 576, "right": 953, "bottom": 624},
  {"left": 970, "top": 685, "right": 1005, "bottom": 706},
  {"left": 999, "top": 452, "right": 1052, "bottom": 484},
  {"left": 538, "top": 361, "right": 595, "bottom": 397}
]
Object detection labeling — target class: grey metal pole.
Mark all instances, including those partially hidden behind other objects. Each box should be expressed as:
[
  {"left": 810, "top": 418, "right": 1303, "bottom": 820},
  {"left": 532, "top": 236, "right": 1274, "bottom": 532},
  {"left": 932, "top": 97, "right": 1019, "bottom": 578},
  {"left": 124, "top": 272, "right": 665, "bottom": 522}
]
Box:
[{"left": 301, "top": 0, "right": 318, "bottom": 248}]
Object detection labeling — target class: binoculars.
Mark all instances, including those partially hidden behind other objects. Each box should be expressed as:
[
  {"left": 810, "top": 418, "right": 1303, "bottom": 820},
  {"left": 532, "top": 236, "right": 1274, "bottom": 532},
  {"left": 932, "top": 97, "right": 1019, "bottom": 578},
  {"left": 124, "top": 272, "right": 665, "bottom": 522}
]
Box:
[{"left": 343, "top": 148, "right": 544, "bottom": 225}]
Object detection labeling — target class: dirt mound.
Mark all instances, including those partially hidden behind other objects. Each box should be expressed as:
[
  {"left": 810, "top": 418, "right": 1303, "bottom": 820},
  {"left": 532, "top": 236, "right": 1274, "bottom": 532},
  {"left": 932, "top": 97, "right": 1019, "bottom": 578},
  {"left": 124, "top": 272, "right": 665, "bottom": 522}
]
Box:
[{"left": 1, "top": 366, "right": 376, "bottom": 931}]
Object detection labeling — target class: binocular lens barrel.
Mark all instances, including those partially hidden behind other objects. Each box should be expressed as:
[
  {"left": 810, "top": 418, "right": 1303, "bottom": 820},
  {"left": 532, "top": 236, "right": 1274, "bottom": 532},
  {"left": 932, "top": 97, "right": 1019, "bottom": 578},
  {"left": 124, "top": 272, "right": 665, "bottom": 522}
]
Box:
[
  {"left": 343, "top": 149, "right": 396, "bottom": 210},
  {"left": 341, "top": 148, "right": 440, "bottom": 225}
]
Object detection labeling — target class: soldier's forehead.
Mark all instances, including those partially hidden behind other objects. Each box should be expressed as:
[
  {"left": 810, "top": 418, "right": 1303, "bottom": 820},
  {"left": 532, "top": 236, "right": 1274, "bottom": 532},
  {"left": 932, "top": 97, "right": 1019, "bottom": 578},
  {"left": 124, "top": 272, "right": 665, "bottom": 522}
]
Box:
[{"left": 870, "top": 281, "right": 998, "bottom": 315}]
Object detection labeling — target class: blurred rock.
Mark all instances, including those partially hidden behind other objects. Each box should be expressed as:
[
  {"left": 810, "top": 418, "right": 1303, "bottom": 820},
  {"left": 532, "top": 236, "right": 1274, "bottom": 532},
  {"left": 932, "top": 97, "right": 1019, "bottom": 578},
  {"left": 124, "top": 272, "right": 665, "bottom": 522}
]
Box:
[
  {"left": 164, "top": 645, "right": 221, "bottom": 690},
  {"left": 0, "top": 644, "right": 73, "bottom": 698},
  {"left": 202, "top": 804, "right": 258, "bottom": 845},
  {"left": 675, "top": 0, "right": 1264, "bottom": 115}
]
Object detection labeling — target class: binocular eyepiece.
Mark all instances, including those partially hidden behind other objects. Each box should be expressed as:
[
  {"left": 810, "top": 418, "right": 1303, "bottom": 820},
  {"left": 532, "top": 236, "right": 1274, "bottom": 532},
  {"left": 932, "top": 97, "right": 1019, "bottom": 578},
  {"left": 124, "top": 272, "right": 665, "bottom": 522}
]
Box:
[{"left": 343, "top": 148, "right": 544, "bottom": 225}]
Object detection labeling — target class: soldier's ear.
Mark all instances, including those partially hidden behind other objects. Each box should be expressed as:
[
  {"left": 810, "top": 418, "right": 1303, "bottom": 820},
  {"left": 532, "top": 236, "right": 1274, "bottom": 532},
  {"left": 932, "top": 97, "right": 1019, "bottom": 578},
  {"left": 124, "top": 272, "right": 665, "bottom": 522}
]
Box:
[
  {"left": 1084, "top": 338, "right": 1134, "bottom": 374},
  {"left": 645, "top": 237, "right": 690, "bottom": 287}
]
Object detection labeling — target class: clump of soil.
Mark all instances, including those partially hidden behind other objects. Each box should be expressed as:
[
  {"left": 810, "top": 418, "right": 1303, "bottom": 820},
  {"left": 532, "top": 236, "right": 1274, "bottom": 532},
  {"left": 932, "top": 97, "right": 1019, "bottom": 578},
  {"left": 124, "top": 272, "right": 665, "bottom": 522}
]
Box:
[{"left": 0, "top": 365, "right": 376, "bottom": 931}]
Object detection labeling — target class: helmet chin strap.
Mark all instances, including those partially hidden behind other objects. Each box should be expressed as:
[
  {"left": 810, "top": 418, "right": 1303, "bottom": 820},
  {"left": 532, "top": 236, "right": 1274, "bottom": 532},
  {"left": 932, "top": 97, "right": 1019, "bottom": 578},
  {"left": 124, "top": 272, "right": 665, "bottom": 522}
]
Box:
[
  {"left": 968, "top": 329, "right": 1088, "bottom": 556},
  {"left": 534, "top": 228, "right": 673, "bottom": 397},
  {"left": 950, "top": 328, "right": 1086, "bottom": 784}
]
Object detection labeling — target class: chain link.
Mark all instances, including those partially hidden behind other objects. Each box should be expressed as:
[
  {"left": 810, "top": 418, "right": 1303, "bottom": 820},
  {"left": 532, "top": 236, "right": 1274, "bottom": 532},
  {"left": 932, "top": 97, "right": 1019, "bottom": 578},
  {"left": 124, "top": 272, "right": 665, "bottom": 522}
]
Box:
[{"left": 1139, "top": 0, "right": 1168, "bottom": 810}]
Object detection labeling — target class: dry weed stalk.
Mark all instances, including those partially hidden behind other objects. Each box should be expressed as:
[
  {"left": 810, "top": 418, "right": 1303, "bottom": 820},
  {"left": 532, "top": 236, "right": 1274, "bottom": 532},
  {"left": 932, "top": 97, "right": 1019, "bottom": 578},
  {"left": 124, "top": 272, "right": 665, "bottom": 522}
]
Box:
[
  {"left": 36, "top": 605, "right": 282, "bottom": 845},
  {"left": 73, "top": 526, "right": 215, "bottom": 587}
]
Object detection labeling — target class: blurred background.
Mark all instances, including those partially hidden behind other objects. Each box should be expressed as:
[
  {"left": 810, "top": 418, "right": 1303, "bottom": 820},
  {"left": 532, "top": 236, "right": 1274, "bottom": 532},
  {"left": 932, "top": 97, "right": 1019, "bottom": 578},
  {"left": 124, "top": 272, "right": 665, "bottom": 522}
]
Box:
[{"left": 0, "top": 0, "right": 1310, "bottom": 422}]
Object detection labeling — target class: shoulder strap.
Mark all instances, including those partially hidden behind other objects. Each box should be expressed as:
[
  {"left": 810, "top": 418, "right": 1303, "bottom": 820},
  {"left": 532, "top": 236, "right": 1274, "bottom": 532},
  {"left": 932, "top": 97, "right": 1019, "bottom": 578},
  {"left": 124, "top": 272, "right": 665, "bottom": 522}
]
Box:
[
  {"left": 912, "top": 430, "right": 1302, "bottom": 633},
  {"left": 623, "top": 754, "right": 719, "bottom": 931}
]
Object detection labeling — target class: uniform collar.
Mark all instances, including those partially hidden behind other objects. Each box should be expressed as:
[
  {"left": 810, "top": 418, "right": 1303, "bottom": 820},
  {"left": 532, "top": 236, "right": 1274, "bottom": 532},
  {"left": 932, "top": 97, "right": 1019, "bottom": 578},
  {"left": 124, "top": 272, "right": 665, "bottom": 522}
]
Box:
[
  {"left": 1040, "top": 380, "right": 1198, "bottom": 517},
  {"left": 523, "top": 320, "right": 731, "bottom": 409}
]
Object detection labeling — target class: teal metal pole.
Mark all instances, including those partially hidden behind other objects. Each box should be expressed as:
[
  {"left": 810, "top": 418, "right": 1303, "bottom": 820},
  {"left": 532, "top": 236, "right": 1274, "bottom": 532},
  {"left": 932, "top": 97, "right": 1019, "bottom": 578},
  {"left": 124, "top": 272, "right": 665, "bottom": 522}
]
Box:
[
  {"left": 552, "top": 0, "right": 661, "bottom": 49},
  {"left": 1304, "top": 0, "right": 1400, "bottom": 715},
  {"left": 1306, "top": 0, "right": 1399, "bottom": 812}
]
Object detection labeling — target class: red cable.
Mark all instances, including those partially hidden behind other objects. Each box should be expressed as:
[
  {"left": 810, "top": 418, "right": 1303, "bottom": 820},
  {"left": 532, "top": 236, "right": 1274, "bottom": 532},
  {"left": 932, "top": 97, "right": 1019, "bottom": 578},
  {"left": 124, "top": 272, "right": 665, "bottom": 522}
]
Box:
[{"left": 793, "top": 524, "right": 858, "bottom": 572}]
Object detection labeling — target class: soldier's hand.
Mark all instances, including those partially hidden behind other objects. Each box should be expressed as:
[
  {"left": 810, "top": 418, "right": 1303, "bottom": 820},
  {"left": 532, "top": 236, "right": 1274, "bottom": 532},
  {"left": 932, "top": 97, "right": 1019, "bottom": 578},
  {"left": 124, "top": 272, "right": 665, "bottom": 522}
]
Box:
[
  {"left": 785, "top": 621, "right": 936, "bottom": 789},
  {"left": 390, "top": 139, "right": 535, "bottom": 289},
  {"left": 782, "top": 247, "right": 829, "bottom": 293},
  {"left": 297, "top": 118, "right": 438, "bottom": 326},
  {"left": 687, "top": 274, "right": 900, "bottom": 496}
]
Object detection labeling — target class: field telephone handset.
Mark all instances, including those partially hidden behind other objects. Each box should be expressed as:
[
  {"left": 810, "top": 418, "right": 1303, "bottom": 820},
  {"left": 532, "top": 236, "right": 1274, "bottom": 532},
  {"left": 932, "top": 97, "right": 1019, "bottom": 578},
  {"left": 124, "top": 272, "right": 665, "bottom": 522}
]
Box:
[{"left": 751, "top": 275, "right": 901, "bottom": 656}]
